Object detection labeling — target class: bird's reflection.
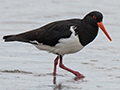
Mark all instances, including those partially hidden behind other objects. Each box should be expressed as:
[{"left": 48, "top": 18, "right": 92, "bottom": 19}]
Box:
[
  {"left": 53, "top": 75, "right": 84, "bottom": 84},
  {"left": 53, "top": 83, "right": 62, "bottom": 90},
  {"left": 53, "top": 76, "right": 85, "bottom": 90}
]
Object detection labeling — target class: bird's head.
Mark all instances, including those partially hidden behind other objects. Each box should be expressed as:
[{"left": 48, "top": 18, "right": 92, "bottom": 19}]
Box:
[{"left": 83, "top": 11, "right": 112, "bottom": 41}]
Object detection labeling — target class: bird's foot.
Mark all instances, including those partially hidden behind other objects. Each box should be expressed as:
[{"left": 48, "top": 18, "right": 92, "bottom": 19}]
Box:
[
  {"left": 73, "top": 71, "right": 85, "bottom": 81},
  {"left": 53, "top": 76, "right": 56, "bottom": 84}
]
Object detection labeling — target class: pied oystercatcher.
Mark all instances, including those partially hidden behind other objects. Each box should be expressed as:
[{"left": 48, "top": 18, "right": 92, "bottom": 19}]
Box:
[{"left": 3, "top": 11, "right": 112, "bottom": 78}]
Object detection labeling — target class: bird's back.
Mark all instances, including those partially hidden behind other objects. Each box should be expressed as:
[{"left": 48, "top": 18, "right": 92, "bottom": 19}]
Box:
[{"left": 3, "top": 19, "right": 82, "bottom": 46}]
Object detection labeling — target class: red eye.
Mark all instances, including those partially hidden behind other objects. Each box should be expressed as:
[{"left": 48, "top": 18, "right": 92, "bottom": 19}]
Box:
[{"left": 93, "top": 15, "right": 97, "bottom": 19}]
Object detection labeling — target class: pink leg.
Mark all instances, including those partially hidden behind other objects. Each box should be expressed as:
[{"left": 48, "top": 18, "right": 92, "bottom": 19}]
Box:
[
  {"left": 53, "top": 56, "right": 59, "bottom": 76},
  {"left": 59, "top": 56, "right": 85, "bottom": 78}
]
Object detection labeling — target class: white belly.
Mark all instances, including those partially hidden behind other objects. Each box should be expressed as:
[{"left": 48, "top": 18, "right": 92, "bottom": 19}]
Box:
[{"left": 32, "top": 26, "right": 84, "bottom": 56}]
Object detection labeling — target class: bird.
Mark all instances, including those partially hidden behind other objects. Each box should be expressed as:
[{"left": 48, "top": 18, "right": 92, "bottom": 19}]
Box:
[{"left": 3, "top": 11, "right": 112, "bottom": 79}]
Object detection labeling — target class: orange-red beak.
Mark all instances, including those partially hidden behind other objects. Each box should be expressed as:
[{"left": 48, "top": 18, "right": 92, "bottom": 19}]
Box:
[{"left": 97, "top": 21, "right": 112, "bottom": 41}]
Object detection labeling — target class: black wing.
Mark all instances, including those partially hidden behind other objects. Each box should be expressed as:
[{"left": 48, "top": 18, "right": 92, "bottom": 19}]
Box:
[{"left": 3, "top": 19, "right": 81, "bottom": 46}]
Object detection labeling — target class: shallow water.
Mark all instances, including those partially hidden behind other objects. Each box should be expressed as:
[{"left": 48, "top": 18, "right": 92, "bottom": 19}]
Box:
[{"left": 0, "top": 0, "right": 120, "bottom": 90}]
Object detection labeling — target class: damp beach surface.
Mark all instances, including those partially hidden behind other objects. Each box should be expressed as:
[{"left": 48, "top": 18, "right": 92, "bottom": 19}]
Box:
[{"left": 0, "top": 0, "right": 120, "bottom": 90}]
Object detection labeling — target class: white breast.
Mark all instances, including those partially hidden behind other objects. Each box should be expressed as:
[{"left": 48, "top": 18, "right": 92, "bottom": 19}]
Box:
[{"left": 32, "top": 26, "right": 84, "bottom": 56}]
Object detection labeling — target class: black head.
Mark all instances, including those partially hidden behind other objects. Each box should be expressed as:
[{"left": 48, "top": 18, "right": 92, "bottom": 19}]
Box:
[
  {"left": 83, "top": 11, "right": 103, "bottom": 27},
  {"left": 82, "top": 11, "right": 112, "bottom": 42}
]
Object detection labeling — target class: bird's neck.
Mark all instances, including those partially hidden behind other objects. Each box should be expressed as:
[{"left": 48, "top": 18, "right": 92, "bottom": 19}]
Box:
[{"left": 77, "top": 20, "right": 99, "bottom": 46}]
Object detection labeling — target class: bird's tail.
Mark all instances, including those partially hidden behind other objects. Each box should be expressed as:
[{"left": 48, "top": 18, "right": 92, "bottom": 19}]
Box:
[{"left": 3, "top": 35, "right": 17, "bottom": 42}]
